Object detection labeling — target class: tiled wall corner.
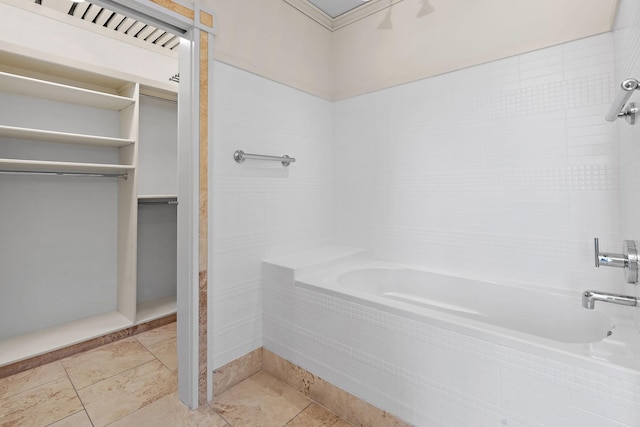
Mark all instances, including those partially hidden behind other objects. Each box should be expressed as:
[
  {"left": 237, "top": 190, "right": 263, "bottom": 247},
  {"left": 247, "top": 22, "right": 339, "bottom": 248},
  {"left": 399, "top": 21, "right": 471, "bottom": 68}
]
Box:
[{"left": 212, "top": 348, "right": 262, "bottom": 396}]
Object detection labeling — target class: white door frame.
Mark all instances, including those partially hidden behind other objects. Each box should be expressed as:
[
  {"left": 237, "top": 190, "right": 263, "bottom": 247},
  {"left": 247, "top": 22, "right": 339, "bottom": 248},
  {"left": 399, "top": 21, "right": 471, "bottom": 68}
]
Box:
[
  {"left": 93, "top": 0, "right": 206, "bottom": 409},
  {"left": 176, "top": 28, "right": 201, "bottom": 410}
]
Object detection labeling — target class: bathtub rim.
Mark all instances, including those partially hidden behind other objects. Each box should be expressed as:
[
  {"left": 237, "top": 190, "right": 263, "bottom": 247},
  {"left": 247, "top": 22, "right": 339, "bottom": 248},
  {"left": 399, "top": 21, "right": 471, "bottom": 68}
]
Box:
[{"left": 293, "top": 258, "right": 640, "bottom": 375}]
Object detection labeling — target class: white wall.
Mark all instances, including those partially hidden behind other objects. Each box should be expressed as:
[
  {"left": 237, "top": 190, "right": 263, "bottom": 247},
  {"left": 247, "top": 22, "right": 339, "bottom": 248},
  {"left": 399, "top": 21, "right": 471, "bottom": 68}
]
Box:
[
  {"left": 202, "top": 0, "right": 618, "bottom": 101},
  {"left": 138, "top": 96, "right": 178, "bottom": 197},
  {"left": 211, "top": 2, "right": 631, "bottom": 375},
  {"left": 137, "top": 204, "right": 177, "bottom": 304},
  {"left": 0, "top": 95, "right": 120, "bottom": 339},
  {"left": 261, "top": 13, "right": 640, "bottom": 426},
  {"left": 211, "top": 61, "right": 334, "bottom": 368},
  {"left": 205, "top": 0, "right": 333, "bottom": 99},
  {"left": 333, "top": 32, "right": 623, "bottom": 294},
  {"left": 615, "top": 0, "right": 640, "bottom": 328},
  {"left": 331, "top": 0, "right": 617, "bottom": 100},
  {"left": 136, "top": 95, "right": 178, "bottom": 305}
]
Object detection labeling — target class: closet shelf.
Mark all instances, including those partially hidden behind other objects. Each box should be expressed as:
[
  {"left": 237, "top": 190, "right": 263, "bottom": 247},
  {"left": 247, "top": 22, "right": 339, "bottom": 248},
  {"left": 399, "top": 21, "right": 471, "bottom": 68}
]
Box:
[
  {"left": 0, "top": 71, "right": 135, "bottom": 110},
  {"left": 0, "top": 125, "right": 135, "bottom": 147},
  {"left": 0, "top": 158, "right": 135, "bottom": 174},
  {"left": 136, "top": 296, "right": 177, "bottom": 324},
  {"left": 138, "top": 195, "right": 177, "bottom": 202}
]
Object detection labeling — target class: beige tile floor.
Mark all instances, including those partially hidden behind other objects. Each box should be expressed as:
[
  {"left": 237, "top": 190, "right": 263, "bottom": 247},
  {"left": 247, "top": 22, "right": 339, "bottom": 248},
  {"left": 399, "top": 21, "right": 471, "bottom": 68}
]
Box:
[{"left": 0, "top": 322, "right": 352, "bottom": 427}]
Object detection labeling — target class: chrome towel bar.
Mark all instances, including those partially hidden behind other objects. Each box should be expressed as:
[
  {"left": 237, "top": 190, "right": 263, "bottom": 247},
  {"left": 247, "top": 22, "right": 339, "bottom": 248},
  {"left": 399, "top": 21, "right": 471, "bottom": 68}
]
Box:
[
  {"left": 606, "top": 78, "right": 639, "bottom": 124},
  {"left": 233, "top": 150, "right": 295, "bottom": 167}
]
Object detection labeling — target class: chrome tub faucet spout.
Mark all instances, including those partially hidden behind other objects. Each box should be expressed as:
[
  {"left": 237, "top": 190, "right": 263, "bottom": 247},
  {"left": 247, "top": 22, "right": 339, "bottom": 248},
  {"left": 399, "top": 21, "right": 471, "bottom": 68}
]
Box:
[{"left": 582, "top": 290, "right": 638, "bottom": 309}]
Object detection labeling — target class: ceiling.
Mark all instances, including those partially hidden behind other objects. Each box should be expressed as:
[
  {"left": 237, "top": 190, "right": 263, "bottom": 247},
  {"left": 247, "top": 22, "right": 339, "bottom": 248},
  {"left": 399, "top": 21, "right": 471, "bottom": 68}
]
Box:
[
  {"left": 306, "top": 0, "right": 368, "bottom": 18},
  {"left": 32, "top": 0, "right": 180, "bottom": 51}
]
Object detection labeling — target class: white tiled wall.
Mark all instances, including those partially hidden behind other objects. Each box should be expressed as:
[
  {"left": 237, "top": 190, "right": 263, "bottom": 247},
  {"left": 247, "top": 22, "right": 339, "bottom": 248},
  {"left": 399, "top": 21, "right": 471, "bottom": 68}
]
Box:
[
  {"left": 217, "top": 6, "right": 640, "bottom": 424},
  {"left": 261, "top": 12, "right": 640, "bottom": 426},
  {"left": 616, "top": 0, "right": 640, "bottom": 330},
  {"left": 333, "top": 32, "right": 623, "bottom": 294},
  {"left": 211, "top": 61, "right": 333, "bottom": 368}
]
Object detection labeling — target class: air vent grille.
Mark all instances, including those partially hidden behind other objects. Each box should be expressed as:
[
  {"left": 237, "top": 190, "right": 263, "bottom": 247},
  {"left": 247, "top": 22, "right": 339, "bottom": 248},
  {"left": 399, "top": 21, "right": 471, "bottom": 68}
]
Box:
[{"left": 34, "top": 0, "right": 180, "bottom": 51}]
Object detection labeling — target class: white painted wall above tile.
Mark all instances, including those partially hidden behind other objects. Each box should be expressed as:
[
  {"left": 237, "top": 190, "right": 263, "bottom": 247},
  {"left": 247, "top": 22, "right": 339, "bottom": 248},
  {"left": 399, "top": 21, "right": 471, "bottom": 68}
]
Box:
[
  {"left": 196, "top": 0, "right": 618, "bottom": 101},
  {"left": 332, "top": 0, "right": 619, "bottom": 100}
]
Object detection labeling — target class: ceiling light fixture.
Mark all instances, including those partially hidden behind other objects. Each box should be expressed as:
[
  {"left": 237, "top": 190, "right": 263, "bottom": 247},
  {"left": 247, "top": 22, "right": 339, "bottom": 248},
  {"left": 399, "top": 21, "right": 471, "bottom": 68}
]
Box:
[
  {"left": 378, "top": 7, "right": 392, "bottom": 30},
  {"left": 417, "top": 0, "right": 435, "bottom": 17}
]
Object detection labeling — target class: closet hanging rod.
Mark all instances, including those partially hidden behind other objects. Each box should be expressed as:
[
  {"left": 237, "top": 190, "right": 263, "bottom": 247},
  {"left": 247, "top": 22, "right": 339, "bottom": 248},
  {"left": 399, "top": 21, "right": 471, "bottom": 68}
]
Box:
[
  {"left": 233, "top": 150, "right": 295, "bottom": 167},
  {"left": 138, "top": 200, "right": 179, "bottom": 205},
  {"left": 606, "top": 78, "right": 639, "bottom": 124},
  {"left": 139, "top": 93, "right": 178, "bottom": 104},
  {"left": 0, "top": 170, "right": 128, "bottom": 179}
]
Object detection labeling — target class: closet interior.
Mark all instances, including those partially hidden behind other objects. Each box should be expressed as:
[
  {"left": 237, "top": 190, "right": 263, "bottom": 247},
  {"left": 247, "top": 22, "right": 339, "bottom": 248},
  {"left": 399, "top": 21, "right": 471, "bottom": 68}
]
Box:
[{"left": 0, "top": 49, "right": 178, "bottom": 367}]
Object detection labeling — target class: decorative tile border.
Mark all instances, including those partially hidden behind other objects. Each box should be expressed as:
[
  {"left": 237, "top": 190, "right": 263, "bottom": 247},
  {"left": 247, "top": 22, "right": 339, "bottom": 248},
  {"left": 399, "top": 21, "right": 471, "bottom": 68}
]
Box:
[
  {"left": 212, "top": 347, "right": 263, "bottom": 396},
  {"left": 262, "top": 349, "right": 411, "bottom": 427},
  {"left": 211, "top": 346, "right": 411, "bottom": 425}
]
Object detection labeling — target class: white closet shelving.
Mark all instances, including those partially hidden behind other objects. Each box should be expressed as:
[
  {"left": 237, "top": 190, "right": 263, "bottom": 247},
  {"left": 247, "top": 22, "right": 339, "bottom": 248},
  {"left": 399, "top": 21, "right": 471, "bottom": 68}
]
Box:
[
  {"left": 0, "top": 71, "right": 135, "bottom": 109},
  {"left": 0, "top": 59, "right": 177, "bottom": 366},
  {"left": 0, "top": 158, "right": 135, "bottom": 174},
  {"left": 135, "top": 89, "right": 178, "bottom": 324},
  {"left": 0, "top": 125, "right": 135, "bottom": 147}
]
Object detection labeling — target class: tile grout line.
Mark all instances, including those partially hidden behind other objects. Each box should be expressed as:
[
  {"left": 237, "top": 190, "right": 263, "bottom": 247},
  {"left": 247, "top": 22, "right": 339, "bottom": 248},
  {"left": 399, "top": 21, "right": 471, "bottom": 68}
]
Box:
[
  {"left": 213, "top": 409, "right": 233, "bottom": 427},
  {"left": 133, "top": 336, "right": 177, "bottom": 373},
  {"left": 64, "top": 341, "right": 159, "bottom": 393},
  {"left": 61, "top": 363, "right": 96, "bottom": 427},
  {"left": 42, "top": 410, "right": 90, "bottom": 427},
  {"left": 0, "top": 371, "right": 68, "bottom": 402},
  {"left": 133, "top": 324, "right": 177, "bottom": 349},
  {"left": 1, "top": 324, "right": 177, "bottom": 427},
  {"left": 135, "top": 332, "right": 176, "bottom": 349},
  {"left": 83, "top": 359, "right": 174, "bottom": 427},
  {"left": 282, "top": 401, "right": 313, "bottom": 426},
  {"left": 314, "top": 401, "right": 357, "bottom": 427},
  {"left": 71, "top": 363, "right": 152, "bottom": 393}
]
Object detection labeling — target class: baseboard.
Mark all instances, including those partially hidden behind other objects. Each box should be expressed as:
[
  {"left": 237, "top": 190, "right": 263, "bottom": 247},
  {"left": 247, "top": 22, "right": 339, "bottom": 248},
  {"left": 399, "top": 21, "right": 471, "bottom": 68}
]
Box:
[
  {"left": 0, "top": 314, "right": 176, "bottom": 379},
  {"left": 212, "top": 347, "right": 263, "bottom": 396},
  {"left": 212, "top": 347, "right": 411, "bottom": 427}
]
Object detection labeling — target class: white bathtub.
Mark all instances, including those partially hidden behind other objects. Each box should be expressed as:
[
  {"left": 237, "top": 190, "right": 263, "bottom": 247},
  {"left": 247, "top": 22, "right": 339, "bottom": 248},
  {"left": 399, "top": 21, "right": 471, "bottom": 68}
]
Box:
[
  {"left": 264, "top": 248, "right": 640, "bottom": 425},
  {"left": 337, "top": 267, "right": 611, "bottom": 344},
  {"left": 292, "top": 254, "right": 640, "bottom": 370}
]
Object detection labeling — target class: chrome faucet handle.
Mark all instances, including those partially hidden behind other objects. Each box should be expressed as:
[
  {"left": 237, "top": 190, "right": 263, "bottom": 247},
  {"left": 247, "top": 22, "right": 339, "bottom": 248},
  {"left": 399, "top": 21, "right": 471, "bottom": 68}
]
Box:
[
  {"left": 626, "top": 240, "right": 639, "bottom": 283},
  {"left": 593, "top": 238, "right": 639, "bottom": 283}
]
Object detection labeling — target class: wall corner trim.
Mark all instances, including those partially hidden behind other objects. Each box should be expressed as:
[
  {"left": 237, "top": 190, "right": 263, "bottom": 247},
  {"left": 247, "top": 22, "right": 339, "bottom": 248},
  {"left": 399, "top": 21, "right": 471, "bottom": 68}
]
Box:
[{"left": 194, "top": 4, "right": 217, "bottom": 35}]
